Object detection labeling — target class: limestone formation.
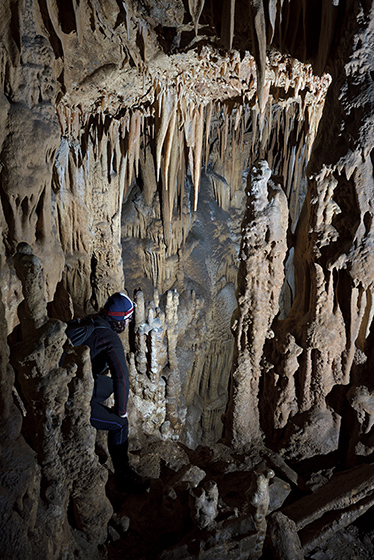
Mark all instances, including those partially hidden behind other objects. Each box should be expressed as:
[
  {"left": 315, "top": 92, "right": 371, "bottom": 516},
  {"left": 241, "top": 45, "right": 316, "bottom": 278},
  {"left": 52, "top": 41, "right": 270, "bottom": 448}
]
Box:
[
  {"left": 6, "top": 243, "right": 112, "bottom": 558},
  {"left": 227, "top": 160, "right": 288, "bottom": 445},
  {"left": 2, "top": 0, "right": 374, "bottom": 558},
  {"left": 280, "top": 462, "right": 374, "bottom": 556},
  {"left": 189, "top": 480, "right": 219, "bottom": 529},
  {"left": 247, "top": 466, "right": 275, "bottom": 543}
]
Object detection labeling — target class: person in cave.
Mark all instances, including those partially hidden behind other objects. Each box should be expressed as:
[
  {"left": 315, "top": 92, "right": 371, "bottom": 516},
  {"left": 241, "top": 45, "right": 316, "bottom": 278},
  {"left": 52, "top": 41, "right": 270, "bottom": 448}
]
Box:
[{"left": 65, "top": 291, "right": 150, "bottom": 493}]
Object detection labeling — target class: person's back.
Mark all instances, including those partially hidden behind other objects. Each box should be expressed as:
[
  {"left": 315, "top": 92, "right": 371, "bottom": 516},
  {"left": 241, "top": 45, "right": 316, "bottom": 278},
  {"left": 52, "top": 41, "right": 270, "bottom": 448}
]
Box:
[{"left": 66, "top": 292, "right": 149, "bottom": 492}]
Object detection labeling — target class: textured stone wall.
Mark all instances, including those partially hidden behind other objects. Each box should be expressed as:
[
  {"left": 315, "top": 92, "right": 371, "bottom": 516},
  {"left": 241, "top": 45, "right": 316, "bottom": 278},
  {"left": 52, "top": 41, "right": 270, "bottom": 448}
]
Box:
[
  {"left": 2, "top": 242, "right": 112, "bottom": 559},
  {"left": 2, "top": 0, "right": 374, "bottom": 557},
  {"left": 261, "top": 0, "right": 374, "bottom": 463}
]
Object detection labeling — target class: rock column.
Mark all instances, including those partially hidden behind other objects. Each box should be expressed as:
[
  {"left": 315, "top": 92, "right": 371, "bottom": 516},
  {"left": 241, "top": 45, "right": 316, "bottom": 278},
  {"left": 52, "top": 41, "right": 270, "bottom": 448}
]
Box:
[{"left": 227, "top": 160, "right": 288, "bottom": 446}]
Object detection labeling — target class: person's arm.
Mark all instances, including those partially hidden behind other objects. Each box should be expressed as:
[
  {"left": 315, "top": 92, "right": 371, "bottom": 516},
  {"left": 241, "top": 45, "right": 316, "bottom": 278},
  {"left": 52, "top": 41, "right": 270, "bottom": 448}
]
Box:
[
  {"left": 92, "top": 330, "right": 129, "bottom": 416},
  {"left": 106, "top": 335, "right": 129, "bottom": 417}
]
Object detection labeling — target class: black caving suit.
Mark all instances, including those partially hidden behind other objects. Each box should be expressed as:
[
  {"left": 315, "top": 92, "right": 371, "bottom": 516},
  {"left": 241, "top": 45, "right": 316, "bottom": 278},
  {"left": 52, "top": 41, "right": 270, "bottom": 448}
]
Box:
[{"left": 66, "top": 314, "right": 130, "bottom": 477}]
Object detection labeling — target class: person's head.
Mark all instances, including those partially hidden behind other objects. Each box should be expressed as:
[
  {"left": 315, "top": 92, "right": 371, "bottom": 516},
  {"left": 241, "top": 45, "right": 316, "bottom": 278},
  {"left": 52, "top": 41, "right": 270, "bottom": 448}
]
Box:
[{"left": 101, "top": 292, "right": 135, "bottom": 333}]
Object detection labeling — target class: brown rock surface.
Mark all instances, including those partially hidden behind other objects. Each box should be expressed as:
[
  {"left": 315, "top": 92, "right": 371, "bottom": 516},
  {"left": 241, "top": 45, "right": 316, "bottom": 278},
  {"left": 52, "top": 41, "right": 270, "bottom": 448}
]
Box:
[{"left": 2, "top": 0, "right": 374, "bottom": 558}]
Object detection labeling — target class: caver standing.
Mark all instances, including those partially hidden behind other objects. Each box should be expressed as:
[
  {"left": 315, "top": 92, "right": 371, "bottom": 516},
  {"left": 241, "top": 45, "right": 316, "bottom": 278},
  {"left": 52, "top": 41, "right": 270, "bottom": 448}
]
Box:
[{"left": 66, "top": 291, "right": 149, "bottom": 492}]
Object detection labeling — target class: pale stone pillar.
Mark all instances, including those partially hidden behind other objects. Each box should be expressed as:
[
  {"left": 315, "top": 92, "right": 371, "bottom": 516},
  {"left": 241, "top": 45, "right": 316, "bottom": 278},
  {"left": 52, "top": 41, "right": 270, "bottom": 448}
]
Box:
[{"left": 227, "top": 160, "right": 288, "bottom": 446}]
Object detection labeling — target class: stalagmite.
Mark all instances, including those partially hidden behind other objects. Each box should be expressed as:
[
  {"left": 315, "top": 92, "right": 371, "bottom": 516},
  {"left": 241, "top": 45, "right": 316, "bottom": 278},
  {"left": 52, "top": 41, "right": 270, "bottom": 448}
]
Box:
[
  {"left": 4, "top": 0, "right": 374, "bottom": 558},
  {"left": 166, "top": 290, "right": 179, "bottom": 371},
  {"left": 227, "top": 161, "right": 288, "bottom": 446},
  {"left": 265, "top": 333, "right": 303, "bottom": 431},
  {"left": 247, "top": 467, "right": 275, "bottom": 543},
  {"left": 189, "top": 480, "right": 219, "bottom": 529},
  {"left": 9, "top": 244, "right": 112, "bottom": 556}
]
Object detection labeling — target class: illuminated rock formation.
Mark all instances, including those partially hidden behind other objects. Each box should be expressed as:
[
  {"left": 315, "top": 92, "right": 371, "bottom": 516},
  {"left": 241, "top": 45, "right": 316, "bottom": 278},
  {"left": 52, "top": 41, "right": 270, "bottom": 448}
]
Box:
[
  {"left": 5, "top": 243, "right": 112, "bottom": 558},
  {"left": 2, "top": 0, "right": 374, "bottom": 558},
  {"left": 227, "top": 160, "right": 288, "bottom": 446}
]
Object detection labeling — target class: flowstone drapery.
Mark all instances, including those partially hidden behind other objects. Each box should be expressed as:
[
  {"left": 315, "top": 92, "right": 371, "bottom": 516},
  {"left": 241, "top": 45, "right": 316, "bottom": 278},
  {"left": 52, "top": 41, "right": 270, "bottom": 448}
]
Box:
[{"left": 257, "top": 1, "right": 374, "bottom": 463}]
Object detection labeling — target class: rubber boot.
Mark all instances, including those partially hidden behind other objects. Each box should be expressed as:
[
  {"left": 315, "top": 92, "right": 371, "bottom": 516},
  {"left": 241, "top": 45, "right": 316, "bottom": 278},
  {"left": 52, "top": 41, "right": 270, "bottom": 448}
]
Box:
[{"left": 108, "top": 439, "right": 151, "bottom": 493}]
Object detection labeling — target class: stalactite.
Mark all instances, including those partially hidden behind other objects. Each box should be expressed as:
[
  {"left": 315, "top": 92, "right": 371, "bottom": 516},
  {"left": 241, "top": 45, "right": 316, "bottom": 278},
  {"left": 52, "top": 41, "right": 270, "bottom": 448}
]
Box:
[
  {"left": 248, "top": 0, "right": 267, "bottom": 112},
  {"left": 231, "top": 128, "right": 236, "bottom": 189},
  {"left": 342, "top": 287, "right": 367, "bottom": 385},
  {"left": 65, "top": 106, "right": 72, "bottom": 137},
  {"left": 221, "top": 0, "right": 236, "bottom": 50},
  {"left": 167, "top": 123, "right": 180, "bottom": 223},
  {"left": 128, "top": 110, "right": 141, "bottom": 186},
  {"left": 156, "top": 89, "right": 176, "bottom": 183},
  {"left": 182, "top": 99, "right": 194, "bottom": 150},
  {"left": 363, "top": 288, "right": 374, "bottom": 343},
  {"left": 119, "top": 153, "right": 128, "bottom": 203},
  {"left": 204, "top": 101, "right": 212, "bottom": 170},
  {"left": 163, "top": 104, "right": 177, "bottom": 193},
  {"left": 120, "top": 113, "right": 129, "bottom": 139},
  {"left": 162, "top": 163, "right": 172, "bottom": 248},
  {"left": 72, "top": 108, "right": 80, "bottom": 139},
  {"left": 108, "top": 119, "right": 119, "bottom": 155},
  {"left": 54, "top": 43, "right": 331, "bottom": 235},
  {"left": 97, "top": 118, "right": 105, "bottom": 160},
  {"left": 56, "top": 104, "right": 67, "bottom": 136},
  {"left": 177, "top": 131, "right": 186, "bottom": 219},
  {"left": 240, "top": 113, "right": 245, "bottom": 152},
  {"left": 193, "top": 105, "right": 204, "bottom": 211},
  {"left": 188, "top": 0, "right": 205, "bottom": 36},
  {"left": 251, "top": 107, "right": 258, "bottom": 156},
  {"left": 222, "top": 105, "right": 229, "bottom": 154}
]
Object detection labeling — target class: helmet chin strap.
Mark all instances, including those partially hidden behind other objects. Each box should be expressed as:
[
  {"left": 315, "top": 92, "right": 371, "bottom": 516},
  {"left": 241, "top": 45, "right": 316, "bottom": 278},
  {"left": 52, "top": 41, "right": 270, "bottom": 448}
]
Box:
[{"left": 103, "top": 314, "right": 128, "bottom": 333}]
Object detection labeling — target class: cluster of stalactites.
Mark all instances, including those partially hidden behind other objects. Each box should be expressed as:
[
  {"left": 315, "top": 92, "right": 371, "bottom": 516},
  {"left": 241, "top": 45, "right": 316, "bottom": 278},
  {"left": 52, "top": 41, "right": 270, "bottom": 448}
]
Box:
[{"left": 56, "top": 49, "right": 331, "bottom": 225}]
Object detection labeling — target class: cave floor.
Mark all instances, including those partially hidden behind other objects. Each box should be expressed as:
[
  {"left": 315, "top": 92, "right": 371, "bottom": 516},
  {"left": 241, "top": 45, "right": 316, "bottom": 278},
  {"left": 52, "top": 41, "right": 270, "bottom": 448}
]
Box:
[{"left": 99, "top": 441, "right": 374, "bottom": 560}]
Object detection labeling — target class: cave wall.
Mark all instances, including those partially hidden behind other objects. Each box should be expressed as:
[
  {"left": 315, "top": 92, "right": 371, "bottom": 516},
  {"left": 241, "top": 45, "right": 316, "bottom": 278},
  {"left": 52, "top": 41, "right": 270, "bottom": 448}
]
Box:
[
  {"left": 2, "top": 0, "right": 374, "bottom": 557},
  {"left": 258, "top": 0, "right": 374, "bottom": 463},
  {"left": 1, "top": 0, "right": 332, "bottom": 449}
]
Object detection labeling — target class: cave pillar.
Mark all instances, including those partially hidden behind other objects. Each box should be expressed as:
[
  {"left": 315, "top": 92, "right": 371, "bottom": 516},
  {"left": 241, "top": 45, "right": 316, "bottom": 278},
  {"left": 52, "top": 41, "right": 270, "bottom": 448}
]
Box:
[{"left": 227, "top": 161, "right": 288, "bottom": 447}]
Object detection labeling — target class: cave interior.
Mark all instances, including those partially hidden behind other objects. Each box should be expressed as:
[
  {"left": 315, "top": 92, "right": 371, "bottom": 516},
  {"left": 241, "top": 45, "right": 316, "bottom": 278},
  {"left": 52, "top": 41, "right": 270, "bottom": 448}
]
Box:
[{"left": 2, "top": 0, "right": 374, "bottom": 559}]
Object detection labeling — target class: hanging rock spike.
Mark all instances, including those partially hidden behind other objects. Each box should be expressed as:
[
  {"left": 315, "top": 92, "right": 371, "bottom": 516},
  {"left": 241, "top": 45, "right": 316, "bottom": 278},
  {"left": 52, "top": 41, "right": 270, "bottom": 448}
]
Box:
[
  {"left": 156, "top": 89, "right": 176, "bottom": 182},
  {"left": 188, "top": 0, "right": 205, "bottom": 36}
]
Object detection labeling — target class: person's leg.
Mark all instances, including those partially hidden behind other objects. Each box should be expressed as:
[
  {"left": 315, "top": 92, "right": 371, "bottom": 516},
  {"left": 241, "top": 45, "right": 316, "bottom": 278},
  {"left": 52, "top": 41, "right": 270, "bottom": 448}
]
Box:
[
  {"left": 90, "top": 401, "right": 149, "bottom": 492},
  {"left": 92, "top": 374, "right": 114, "bottom": 404},
  {"left": 108, "top": 439, "right": 150, "bottom": 492},
  {"left": 90, "top": 400, "right": 128, "bottom": 444}
]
